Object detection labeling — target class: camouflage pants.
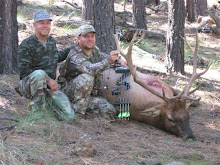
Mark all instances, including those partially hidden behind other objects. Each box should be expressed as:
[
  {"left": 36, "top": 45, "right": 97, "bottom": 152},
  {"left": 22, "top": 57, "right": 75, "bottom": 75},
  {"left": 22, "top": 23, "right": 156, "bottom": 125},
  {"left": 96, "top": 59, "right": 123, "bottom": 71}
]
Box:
[
  {"left": 62, "top": 73, "right": 116, "bottom": 116},
  {"left": 18, "top": 70, "right": 75, "bottom": 122}
]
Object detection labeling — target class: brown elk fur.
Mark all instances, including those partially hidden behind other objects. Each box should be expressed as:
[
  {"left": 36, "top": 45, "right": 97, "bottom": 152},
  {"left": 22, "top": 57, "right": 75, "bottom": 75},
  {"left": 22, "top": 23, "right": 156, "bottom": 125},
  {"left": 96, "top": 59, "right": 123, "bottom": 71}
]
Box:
[{"left": 100, "top": 31, "right": 211, "bottom": 140}]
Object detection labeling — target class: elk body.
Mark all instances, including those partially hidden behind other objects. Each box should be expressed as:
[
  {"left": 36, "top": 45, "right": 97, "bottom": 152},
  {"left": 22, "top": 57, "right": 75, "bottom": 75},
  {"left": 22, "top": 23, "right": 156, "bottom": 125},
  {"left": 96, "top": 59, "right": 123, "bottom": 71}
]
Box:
[
  {"left": 100, "top": 67, "right": 196, "bottom": 139},
  {"left": 100, "top": 31, "right": 211, "bottom": 140}
]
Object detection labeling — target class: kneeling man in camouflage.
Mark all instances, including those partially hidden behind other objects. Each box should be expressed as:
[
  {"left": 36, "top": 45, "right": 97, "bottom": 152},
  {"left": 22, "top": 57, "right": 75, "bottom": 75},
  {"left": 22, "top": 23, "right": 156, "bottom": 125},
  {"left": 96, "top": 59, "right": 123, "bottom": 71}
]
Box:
[
  {"left": 59, "top": 25, "right": 126, "bottom": 118},
  {"left": 17, "top": 9, "right": 75, "bottom": 121}
]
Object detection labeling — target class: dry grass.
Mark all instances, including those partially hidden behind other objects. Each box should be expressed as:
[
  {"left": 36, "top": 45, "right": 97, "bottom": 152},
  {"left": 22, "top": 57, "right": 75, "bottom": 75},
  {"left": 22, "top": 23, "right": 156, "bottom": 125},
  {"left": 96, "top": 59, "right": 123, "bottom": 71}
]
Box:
[{"left": 0, "top": 72, "right": 219, "bottom": 164}]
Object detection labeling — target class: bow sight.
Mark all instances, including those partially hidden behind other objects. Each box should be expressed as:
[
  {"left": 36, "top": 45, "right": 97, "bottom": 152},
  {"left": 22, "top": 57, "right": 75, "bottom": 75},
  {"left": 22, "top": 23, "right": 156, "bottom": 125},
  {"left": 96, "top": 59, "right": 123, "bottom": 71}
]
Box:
[{"left": 109, "top": 60, "right": 131, "bottom": 121}]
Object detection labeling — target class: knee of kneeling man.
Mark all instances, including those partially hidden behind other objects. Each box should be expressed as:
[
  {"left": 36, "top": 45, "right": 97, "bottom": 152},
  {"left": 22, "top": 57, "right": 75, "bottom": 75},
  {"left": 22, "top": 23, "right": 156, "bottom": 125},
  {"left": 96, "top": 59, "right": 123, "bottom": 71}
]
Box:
[
  {"left": 78, "top": 73, "right": 95, "bottom": 85},
  {"left": 81, "top": 73, "right": 94, "bottom": 81},
  {"left": 31, "top": 70, "right": 48, "bottom": 79},
  {"left": 66, "top": 111, "right": 76, "bottom": 121}
]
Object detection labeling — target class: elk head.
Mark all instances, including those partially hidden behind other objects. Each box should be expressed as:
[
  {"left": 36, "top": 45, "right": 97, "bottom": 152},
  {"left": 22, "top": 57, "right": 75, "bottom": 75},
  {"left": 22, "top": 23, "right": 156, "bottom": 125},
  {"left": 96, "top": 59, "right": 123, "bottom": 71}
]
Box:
[{"left": 120, "top": 30, "right": 212, "bottom": 140}]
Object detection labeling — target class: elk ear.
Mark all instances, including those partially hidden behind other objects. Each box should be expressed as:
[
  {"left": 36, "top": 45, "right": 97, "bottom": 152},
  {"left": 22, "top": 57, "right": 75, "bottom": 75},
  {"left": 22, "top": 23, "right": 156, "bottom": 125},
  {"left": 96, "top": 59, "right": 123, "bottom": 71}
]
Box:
[
  {"left": 185, "top": 100, "right": 200, "bottom": 109},
  {"left": 139, "top": 107, "right": 161, "bottom": 117}
]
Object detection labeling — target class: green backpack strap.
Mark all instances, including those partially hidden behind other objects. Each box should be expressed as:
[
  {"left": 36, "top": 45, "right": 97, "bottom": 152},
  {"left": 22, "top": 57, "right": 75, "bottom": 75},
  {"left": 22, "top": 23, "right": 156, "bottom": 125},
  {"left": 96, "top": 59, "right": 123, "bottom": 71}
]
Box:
[
  {"left": 61, "top": 53, "right": 74, "bottom": 76},
  {"left": 59, "top": 45, "right": 79, "bottom": 78},
  {"left": 58, "top": 47, "right": 77, "bottom": 87}
]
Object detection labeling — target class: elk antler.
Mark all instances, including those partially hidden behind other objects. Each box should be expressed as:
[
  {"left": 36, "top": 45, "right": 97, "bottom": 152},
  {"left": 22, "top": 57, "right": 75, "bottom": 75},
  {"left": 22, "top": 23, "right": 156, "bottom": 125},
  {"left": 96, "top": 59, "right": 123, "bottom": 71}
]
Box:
[
  {"left": 181, "top": 30, "right": 212, "bottom": 101},
  {"left": 120, "top": 31, "right": 169, "bottom": 102},
  {"left": 120, "top": 30, "right": 212, "bottom": 103}
]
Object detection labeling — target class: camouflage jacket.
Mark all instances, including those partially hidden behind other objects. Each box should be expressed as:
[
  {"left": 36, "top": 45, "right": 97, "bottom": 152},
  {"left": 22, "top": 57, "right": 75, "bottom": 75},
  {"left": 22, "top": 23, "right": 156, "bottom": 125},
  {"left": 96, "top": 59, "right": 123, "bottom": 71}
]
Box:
[
  {"left": 63, "top": 44, "right": 110, "bottom": 81},
  {"left": 18, "top": 34, "right": 73, "bottom": 80}
]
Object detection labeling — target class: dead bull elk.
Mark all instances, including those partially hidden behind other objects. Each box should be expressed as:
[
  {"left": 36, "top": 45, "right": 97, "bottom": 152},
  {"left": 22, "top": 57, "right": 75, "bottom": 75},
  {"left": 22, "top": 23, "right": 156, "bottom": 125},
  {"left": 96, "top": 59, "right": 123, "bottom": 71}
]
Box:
[{"left": 100, "top": 31, "right": 211, "bottom": 140}]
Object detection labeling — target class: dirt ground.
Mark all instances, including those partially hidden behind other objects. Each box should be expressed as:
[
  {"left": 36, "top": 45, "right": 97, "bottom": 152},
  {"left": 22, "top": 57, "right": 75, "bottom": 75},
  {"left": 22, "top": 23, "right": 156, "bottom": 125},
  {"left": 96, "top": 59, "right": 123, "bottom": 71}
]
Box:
[{"left": 0, "top": 1, "right": 220, "bottom": 165}]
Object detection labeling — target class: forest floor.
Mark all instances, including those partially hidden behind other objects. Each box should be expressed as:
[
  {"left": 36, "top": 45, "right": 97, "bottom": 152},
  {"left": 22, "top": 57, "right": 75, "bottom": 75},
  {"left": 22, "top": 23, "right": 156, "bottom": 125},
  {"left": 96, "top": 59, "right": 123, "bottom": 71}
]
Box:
[{"left": 0, "top": 0, "right": 220, "bottom": 165}]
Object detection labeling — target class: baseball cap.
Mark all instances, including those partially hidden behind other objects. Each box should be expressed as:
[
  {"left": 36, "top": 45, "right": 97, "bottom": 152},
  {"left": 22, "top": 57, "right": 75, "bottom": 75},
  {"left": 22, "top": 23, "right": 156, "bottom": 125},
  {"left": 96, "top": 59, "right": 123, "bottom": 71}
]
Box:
[
  {"left": 77, "top": 25, "right": 96, "bottom": 36},
  {"left": 34, "top": 9, "right": 52, "bottom": 22}
]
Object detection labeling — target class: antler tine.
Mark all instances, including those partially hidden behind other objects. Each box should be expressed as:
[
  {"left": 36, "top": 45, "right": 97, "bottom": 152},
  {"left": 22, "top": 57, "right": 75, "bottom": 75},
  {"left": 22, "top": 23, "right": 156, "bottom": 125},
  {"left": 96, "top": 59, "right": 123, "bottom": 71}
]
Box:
[
  {"left": 182, "top": 95, "right": 201, "bottom": 101},
  {"left": 185, "top": 60, "right": 212, "bottom": 94},
  {"left": 183, "top": 32, "right": 194, "bottom": 53},
  {"left": 193, "top": 30, "right": 199, "bottom": 74},
  {"left": 120, "top": 31, "right": 169, "bottom": 102},
  {"left": 182, "top": 30, "right": 199, "bottom": 96},
  {"left": 162, "top": 83, "right": 168, "bottom": 101},
  {"left": 189, "top": 83, "right": 202, "bottom": 95},
  {"left": 170, "top": 89, "right": 185, "bottom": 100},
  {"left": 182, "top": 30, "right": 212, "bottom": 101},
  {"left": 120, "top": 30, "right": 138, "bottom": 76}
]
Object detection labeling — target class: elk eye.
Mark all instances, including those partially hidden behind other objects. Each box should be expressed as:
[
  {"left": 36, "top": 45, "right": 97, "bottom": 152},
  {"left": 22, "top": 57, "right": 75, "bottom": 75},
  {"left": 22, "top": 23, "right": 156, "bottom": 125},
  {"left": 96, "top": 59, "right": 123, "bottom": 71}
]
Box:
[{"left": 167, "top": 114, "right": 173, "bottom": 122}]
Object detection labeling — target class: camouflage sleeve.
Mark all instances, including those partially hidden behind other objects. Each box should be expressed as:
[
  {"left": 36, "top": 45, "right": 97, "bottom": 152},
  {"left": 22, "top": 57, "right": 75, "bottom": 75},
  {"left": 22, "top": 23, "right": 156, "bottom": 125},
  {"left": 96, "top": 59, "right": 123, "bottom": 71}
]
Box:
[
  {"left": 69, "top": 50, "right": 110, "bottom": 76},
  {"left": 95, "top": 46, "right": 109, "bottom": 61},
  {"left": 17, "top": 40, "right": 33, "bottom": 80},
  {"left": 57, "top": 45, "right": 76, "bottom": 62}
]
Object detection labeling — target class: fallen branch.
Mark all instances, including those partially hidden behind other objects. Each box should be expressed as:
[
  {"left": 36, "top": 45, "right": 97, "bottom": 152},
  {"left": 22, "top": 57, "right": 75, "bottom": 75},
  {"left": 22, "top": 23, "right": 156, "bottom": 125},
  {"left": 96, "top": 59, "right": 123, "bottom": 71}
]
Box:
[
  {"left": 207, "top": 9, "right": 220, "bottom": 27},
  {"left": 136, "top": 66, "right": 167, "bottom": 76},
  {"left": 61, "top": 0, "right": 82, "bottom": 9},
  {"left": 196, "top": 10, "right": 220, "bottom": 36},
  {"left": 0, "top": 117, "right": 19, "bottom": 122},
  {"left": 54, "top": 18, "right": 91, "bottom": 27},
  {"left": 53, "top": 20, "right": 75, "bottom": 27},
  {"left": 0, "top": 124, "right": 17, "bottom": 131},
  {"left": 212, "top": 2, "right": 220, "bottom": 12},
  {"left": 146, "top": 5, "right": 159, "bottom": 13},
  {"left": 56, "top": 6, "right": 69, "bottom": 14},
  {"left": 0, "top": 117, "right": 19, "bottom": 131},
  {"left": 209, "top": 94, "right": 220, "bottom": 101},
  {"left": 123, "top": 28, "right": 166, "bottom": 42}
]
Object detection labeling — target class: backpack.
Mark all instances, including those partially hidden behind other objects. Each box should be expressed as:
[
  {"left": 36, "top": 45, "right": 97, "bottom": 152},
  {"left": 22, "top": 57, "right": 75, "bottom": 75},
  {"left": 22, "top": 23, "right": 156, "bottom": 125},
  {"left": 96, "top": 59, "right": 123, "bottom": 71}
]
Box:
[{"left": 57, "top": 51, "right": 75, "bottom": 87}]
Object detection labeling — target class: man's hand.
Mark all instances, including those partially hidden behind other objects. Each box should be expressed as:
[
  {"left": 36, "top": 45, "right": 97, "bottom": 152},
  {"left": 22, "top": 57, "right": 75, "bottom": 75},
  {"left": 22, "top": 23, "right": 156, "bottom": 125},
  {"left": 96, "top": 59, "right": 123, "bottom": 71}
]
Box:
[
  {"left": 48, "top": 79, "right": 58, "bottom": 91},
  {"left": 108, "top": 50, "right": 120, "bottom": 64}
]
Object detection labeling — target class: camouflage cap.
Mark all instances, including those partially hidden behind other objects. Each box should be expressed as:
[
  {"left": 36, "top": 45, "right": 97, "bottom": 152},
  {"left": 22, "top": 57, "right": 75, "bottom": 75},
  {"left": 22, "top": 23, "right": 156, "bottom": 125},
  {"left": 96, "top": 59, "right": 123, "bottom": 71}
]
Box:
[
  {"left": 77, "top": 25, "right": 96, "bottom": 36},
  {"left": 34, "top": 9, "right": 52, "bottom": 22}
]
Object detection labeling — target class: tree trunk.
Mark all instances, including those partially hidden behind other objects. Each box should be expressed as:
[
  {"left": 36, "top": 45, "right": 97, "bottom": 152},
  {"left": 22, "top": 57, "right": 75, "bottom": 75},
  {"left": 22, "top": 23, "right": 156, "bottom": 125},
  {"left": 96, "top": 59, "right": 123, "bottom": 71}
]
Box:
[
  {"left": 82, "top": 0, "right": 93, "bottom": 20},
  {"left": 195, "top": 0, "right": 208, "bottom": 17},
  {"left": 132, "top": 0, "right": 147, "bottom": 29},
  {"left": 207, "top": 9, "right": 220, "bottom": 36},
  {"left": 93, "top": 0, "right": 116, "bottom": 54},
  {"left": 166, "top": 0, "right": 185, "bottom": 74},
  {"left": 187, "top": 0, "right": 196, "bottom": 22},
  {"left": 0, "top": 0, "right": 18, "bottom": 74}
]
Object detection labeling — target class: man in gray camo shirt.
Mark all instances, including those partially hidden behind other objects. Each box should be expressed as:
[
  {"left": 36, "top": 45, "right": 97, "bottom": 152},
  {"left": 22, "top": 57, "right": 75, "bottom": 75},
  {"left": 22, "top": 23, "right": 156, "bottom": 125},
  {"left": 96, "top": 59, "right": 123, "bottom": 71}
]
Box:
[
  {"left": 60, "top": 25, "right": 126, "bottom": 117},
  {"left": 17, "top": 9, "right": 75, "bottom": 121}
]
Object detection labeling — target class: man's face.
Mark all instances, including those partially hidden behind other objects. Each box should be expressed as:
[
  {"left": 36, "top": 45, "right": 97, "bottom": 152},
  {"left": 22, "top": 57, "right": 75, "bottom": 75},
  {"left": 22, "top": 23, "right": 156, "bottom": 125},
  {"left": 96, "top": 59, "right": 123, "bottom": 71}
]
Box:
[
  {"left": 33, "top": 20, "right": 51, "bottom": 39},
  {"left": 77, "top": 32, "right": 96, "bottom": 50}
]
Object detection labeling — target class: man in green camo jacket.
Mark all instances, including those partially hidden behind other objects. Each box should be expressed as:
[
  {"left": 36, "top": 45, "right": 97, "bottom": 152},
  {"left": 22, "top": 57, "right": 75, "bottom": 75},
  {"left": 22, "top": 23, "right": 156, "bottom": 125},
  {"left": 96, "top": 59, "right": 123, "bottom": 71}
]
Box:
[
  {"left": 17, "top": 9, "right": 75, "bottom": 121},
  {"left": 59, "top": 25, "right": 126, "bottom": 116}
]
